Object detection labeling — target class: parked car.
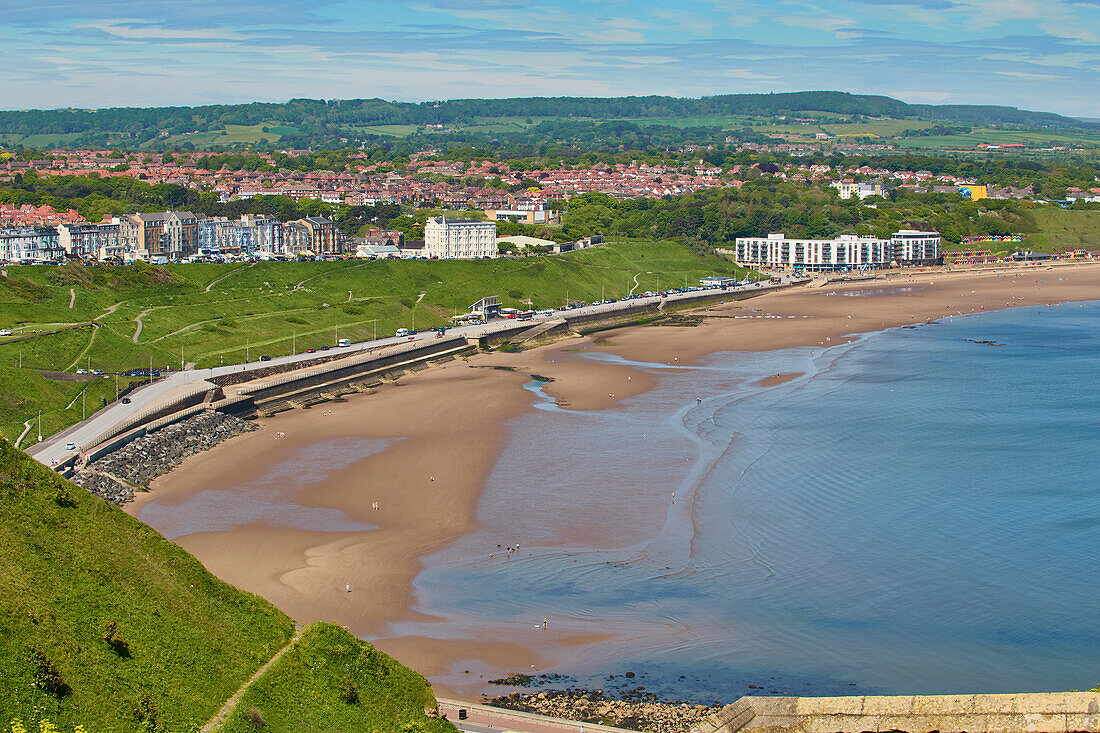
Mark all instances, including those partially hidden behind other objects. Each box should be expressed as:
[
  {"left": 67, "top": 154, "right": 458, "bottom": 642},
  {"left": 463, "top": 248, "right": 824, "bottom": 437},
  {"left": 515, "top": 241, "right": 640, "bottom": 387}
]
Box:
[
  {"left": 76, "top": 369, "right": 88, "bottom": 374},
  {"left": 0, "top": 329, "right": 11, "bottom": 336}
]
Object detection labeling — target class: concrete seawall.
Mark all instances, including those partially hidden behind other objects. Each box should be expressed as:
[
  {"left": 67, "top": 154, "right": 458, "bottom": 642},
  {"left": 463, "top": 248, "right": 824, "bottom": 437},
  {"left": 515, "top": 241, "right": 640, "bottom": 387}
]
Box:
[{"left": 692, "top": 692, "right": 1100, "bottom": 733}]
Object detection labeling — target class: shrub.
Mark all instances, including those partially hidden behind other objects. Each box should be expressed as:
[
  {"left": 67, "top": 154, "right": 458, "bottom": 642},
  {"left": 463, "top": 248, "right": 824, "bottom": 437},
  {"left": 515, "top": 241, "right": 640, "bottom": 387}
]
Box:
[
  {"left": 246, "top": 707, "right": 264, "bottom": 728},
  {"left": 28, "top": 648, "right": 70, "bottom": 698},
  {"left": 103, "top": 621, "right": 131, "bottom": 658},
  {"left": 53, "top": 486, "right": 78, "bottom": 508},
  {"left": 285, "top": 316, "right": 307, "bottom": 325},
  {"left": 340, "top": 675, "right": 359, "bottom": 705}
]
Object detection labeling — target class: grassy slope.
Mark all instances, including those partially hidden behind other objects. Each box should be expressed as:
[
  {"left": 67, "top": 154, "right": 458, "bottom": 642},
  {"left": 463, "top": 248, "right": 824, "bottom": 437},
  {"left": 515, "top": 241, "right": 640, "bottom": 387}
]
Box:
[
  {"left": 1027, "top": 208, "right": 1100, "bottom": 251},
  {"left": 219, "top": 623, "right": 453, "bottom": 733},
  {"left": 0, "top": 240, "right": 742, "bottom": 440},
  {"left": 0, "top": 439, "right": 294, "bottom": 732},
  {"left": 0, "top": 442, "right": 456, "bottom": 733}
]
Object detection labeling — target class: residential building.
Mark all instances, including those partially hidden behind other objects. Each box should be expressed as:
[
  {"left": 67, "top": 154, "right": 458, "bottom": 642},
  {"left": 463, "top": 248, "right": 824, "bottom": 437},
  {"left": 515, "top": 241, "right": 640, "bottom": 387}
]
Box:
[
  {"left": 892, "top": 230, "right": 942, "bottom": 265},
  {"left": 58, "top": 221, "right": 122, "bottom": 260},
  {"left": 832, "top": 181, "right": 888, "bottom": 200},
  {"left": 240, "top": 214, "right": 284, "bottom": 254},
  {"left": 734, "top": 232, "right": 892, "bottom": 272},
  {"left": 296, "top": 216, "right": 339, "bottom": 254},
  {"left": 424, "top": 216, "right": 497, "bottom": 259},
  {"left": 122, "top": 211, "right": 198, "bottom": 260},
  {"left": 0, "top": 226, "right": 63, "bottom": 262}
]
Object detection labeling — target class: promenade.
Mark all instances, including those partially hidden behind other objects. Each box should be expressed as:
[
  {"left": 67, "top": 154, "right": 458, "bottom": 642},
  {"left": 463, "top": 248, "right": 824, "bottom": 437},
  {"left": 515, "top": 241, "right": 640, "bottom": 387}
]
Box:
[{"left": 26, "top": 279, "right": 789, "bottom": 468}]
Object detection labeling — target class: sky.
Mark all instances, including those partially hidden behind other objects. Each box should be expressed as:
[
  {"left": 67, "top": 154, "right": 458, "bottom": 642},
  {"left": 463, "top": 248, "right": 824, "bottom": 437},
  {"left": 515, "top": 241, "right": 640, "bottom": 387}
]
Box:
[{"left": 1, "top": 0, "right": 1097, "bottom": 117}]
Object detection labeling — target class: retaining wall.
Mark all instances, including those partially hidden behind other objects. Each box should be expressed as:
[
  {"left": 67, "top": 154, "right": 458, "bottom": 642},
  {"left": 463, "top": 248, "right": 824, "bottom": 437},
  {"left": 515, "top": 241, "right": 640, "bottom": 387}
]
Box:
[{"left": 692, "top": 692, "right": 1100, "bottom": 733}]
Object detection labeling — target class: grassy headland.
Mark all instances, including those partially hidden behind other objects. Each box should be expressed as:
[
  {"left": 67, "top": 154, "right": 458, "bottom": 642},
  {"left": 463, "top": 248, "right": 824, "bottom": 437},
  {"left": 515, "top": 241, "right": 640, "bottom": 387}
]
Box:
[
  {"left": 0, "top": 438, "right": 454, "bottom": 732},
  {"left": 0, "top": 240, "right": 743, "bottom": 441}
]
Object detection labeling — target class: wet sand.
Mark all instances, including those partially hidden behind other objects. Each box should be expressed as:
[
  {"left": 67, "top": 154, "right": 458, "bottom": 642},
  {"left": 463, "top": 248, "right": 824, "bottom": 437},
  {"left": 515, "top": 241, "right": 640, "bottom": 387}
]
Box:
[{"left": 126, "top": 261, "right": 1100, "bottom": 696}]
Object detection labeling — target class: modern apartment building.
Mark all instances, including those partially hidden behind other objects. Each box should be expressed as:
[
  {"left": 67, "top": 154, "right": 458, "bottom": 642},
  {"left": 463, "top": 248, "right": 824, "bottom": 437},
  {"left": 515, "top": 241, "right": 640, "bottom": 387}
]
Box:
[
  {"left": 424, "top": 216, "right": 497, "bottom": 259},
  {"left": 891, "top": 229, "right": 942, "bottom": 265},
  {"left": 734, "top": 233, "right": 892, "bottom": 272}
]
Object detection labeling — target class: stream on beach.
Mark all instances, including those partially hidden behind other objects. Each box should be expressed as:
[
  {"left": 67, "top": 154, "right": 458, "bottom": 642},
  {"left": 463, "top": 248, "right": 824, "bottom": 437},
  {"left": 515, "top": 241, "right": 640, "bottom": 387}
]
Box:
[{"left": 396, "top": 301, "right": 1100, "bottom": 701}]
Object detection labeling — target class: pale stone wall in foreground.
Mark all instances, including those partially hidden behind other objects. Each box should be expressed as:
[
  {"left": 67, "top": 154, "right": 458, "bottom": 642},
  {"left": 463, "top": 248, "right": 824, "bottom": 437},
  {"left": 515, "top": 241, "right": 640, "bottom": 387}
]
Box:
[{"left": 693, "top": 691, "right": 1100, "bottom": 733}]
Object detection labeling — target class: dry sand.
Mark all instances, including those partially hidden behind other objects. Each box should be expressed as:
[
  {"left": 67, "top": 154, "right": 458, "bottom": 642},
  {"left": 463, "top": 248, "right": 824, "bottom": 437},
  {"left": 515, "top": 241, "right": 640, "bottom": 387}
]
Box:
[{"left": 126, "top": 261, "right": 1100, "bottom": 696}]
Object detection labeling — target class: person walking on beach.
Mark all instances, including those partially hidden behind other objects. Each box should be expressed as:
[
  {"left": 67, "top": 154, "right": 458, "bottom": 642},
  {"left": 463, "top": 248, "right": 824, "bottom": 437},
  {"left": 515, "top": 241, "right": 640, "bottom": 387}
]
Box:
[{"left": 346, "top": 583, "right": 351, "bottom": 593}]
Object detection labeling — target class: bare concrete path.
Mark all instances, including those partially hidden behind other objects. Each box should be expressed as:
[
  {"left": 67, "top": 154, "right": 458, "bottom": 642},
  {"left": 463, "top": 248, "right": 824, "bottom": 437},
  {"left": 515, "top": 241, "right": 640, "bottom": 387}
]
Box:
[{"left": 68, "top": 288, "right": 75, "bottom": 309}]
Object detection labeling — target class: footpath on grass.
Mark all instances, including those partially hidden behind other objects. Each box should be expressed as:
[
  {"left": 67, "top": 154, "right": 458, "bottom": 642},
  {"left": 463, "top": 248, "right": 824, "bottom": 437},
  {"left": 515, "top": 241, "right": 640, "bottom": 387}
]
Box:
[{"left": 200, "top": 624, "right": 305, "bottom": 733}]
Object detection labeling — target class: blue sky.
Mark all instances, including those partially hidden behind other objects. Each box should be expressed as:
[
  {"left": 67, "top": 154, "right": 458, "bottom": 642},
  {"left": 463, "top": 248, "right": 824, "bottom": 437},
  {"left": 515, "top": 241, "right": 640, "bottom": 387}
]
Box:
[{"left": 1, "top": 0, "right": 1097, "bottom": 116}]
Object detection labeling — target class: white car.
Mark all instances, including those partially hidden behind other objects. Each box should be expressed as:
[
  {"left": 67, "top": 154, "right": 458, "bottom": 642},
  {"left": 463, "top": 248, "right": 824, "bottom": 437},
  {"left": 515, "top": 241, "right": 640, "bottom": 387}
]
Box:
[
  {"left": 65, "top": 442, "right": 76, "bottom": 451},
  {"left": 0, "top": 329, "right": 11, "bottom": 336}
]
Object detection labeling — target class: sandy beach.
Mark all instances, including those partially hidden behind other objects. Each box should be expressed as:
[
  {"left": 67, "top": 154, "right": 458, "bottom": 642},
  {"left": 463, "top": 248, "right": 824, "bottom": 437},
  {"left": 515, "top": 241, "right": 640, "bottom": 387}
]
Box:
[{"left": 125, "top": 261, "right": 1100, "bottom": 696}]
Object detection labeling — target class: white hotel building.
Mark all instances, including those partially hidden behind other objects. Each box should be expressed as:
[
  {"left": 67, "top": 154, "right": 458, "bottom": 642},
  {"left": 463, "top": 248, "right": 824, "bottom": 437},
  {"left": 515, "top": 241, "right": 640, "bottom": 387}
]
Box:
[
  {"left": 891, "top": 229, "right": 942, "bottom": 265},
  {"left": 735, "top": 233, "right": 892, "bottom": 272},
  {"left": 735, "top": 230, "right": 941, "bottom": 271},
  {"left": 424, "top": 216, "right": 497, "bottom": 259}
]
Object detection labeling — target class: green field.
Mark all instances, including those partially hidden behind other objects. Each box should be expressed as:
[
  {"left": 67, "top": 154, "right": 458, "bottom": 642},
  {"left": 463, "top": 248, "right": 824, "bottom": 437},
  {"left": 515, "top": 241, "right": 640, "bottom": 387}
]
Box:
[
  {"left": 0, "top": 241, "right": 743, "bottom": 441},
  {"left": 897, "top": 127, "right": 1100, "bottom": 150}
]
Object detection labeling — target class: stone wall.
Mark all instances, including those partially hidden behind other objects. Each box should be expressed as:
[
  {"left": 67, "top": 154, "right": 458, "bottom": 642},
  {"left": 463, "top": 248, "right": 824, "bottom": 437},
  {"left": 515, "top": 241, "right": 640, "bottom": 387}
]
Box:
[
  {"left": 72, "top": 411, "right": 256, "bottom": 505},
  {"left": 692, "top": 692, "right": 1100, "bottom": 733}
]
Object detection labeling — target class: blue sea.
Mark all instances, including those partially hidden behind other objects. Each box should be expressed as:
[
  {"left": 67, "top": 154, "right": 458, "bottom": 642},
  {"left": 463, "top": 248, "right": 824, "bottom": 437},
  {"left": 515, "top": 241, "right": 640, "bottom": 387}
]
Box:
[{"left": 395, "top": 302, "right": 1100, "bottom": 700}]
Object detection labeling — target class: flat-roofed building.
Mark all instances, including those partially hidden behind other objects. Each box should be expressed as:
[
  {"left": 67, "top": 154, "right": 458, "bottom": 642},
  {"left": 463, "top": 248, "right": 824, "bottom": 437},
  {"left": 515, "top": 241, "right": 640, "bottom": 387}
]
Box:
[
  {"left": 892, "top": 229, "right": 941, "bottom": 265},
  {"left": 735, "top": 232, "right": 891, "bottom": 272},
  {"left": 425, "top": 216, "right": 496, "bottom": 259}
]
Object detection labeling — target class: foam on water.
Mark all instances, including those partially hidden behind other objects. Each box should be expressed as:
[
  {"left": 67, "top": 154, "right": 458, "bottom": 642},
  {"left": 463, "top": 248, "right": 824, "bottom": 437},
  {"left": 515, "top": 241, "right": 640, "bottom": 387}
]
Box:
[{"left": 400, "top": 302, "right": 1100, "bottom": 700}]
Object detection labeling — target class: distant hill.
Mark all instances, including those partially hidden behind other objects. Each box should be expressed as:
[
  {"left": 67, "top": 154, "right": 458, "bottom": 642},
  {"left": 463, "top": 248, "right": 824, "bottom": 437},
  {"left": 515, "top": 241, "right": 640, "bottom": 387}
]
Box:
[
  {"left": 0, "top": 91, "right": 1094, "bottom": 149},
  {"left": 0, "top": 439, "right": 453, "bottom": 732}
]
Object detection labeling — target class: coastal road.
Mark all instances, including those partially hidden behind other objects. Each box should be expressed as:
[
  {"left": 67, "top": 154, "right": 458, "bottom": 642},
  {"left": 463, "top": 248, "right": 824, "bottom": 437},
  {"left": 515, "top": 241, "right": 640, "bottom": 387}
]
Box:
[{"left": 27, "top": 278, "right": 790, "bottom": 468}]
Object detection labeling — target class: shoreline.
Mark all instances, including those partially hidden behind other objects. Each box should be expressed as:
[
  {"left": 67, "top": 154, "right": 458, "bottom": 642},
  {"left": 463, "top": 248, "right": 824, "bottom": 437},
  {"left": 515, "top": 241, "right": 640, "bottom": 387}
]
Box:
[{"left": 124, "top": 261, "right": 1100, "bottom": 699}]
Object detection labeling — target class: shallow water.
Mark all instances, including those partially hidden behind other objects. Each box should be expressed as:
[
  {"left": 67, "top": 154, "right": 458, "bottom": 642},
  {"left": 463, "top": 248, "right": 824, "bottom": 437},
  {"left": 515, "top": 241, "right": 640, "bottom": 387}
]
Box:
[
  {"left": 400, "top": 302, "right": 1100, "bottom": 700},
  {"left": 138, "top": 437, "right": 390, "bottom": 538}
]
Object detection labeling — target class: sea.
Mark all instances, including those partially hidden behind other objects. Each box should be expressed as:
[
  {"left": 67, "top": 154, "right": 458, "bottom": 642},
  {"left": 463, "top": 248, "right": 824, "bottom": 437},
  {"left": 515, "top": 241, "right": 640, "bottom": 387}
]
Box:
[{"left": 391, "top": 301, "right": 1100, "bottom": 701}]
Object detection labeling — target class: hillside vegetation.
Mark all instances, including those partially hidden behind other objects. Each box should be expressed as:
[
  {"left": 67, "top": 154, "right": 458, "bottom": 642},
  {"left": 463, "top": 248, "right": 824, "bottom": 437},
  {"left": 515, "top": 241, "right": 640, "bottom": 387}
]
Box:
[
  {"left": 2, "top": 92, "right": 1095, "bottom": 150},
  {"left": 0, "top": 439, "right": 453, "bottom": 732},
  {"left": 0, "top": 240, "right": 743, "bottom": 440}
]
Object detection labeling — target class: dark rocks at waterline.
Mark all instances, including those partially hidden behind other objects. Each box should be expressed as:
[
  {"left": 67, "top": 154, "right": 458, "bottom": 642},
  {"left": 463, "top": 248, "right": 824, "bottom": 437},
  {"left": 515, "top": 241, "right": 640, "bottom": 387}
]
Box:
[
  {"left": 485, "top": 689, "right": 721, "bottom": 733},
  {"left": 72, "top": 411, "right": 256, "bottom": 505}
]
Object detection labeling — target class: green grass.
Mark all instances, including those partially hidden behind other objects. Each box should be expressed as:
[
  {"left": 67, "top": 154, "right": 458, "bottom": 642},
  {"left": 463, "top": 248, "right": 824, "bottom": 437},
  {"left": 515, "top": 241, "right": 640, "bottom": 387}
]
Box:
[
  {"left": 0, "top": 240, "right": 743, "bottom": 441},
  {"left": 1026, "top": 208, "right": 1100, "bottom": 251},
  {"left": 0, "top": 440, "right": 459, "bottom": 733},
  {"left": 0, "top": 439, "right": 294, "bottom": 732},
  {"left": 218, "top": 623, "right": 453, "bottom": 733}
]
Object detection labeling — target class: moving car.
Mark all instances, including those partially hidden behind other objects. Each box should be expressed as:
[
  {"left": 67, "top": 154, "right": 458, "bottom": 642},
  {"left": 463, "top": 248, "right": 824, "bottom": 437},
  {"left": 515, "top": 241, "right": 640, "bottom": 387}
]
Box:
[{"left": 65, "top": 442, "right": 76, "bottom": 451}]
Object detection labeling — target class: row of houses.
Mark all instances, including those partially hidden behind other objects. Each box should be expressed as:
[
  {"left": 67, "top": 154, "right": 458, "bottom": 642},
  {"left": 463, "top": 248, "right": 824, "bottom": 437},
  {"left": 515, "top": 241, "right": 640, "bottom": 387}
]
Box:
[
  {"left": 0, "top": 213, "right": 501, "bottom": 264},
  {"left": 0, "top": 212, "right": 340, "bottom": 263},
  {"left": 734, "top": 230, "right": 942, "bottom": 272}
]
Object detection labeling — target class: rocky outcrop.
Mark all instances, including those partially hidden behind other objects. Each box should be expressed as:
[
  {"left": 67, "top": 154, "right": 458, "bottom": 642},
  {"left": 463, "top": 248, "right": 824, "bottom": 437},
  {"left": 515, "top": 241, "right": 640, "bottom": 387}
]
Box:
[
  {"left": 73, "top": 411, "right": 255, "bottom": 505},
  {"left": 486, "top": 689, "right": 720, "bottom": 732}
]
